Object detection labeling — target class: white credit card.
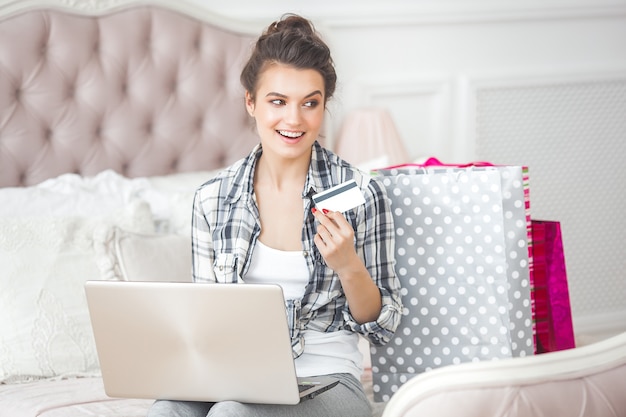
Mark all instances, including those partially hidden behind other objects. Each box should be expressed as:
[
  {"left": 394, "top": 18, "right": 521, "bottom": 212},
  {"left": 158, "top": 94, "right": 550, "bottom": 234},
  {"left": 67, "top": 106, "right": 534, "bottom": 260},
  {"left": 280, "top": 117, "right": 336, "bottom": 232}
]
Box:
[{"left": 312, "top": 179, "right": 366, "bottom": 213}]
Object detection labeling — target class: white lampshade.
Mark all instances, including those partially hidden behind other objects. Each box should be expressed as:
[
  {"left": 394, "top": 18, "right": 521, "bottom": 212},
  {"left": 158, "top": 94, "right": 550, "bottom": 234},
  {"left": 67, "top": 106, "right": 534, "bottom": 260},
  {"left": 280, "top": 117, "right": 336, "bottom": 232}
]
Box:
[{"left": 334, "top": 107, "right": 409, "bottom": 169}]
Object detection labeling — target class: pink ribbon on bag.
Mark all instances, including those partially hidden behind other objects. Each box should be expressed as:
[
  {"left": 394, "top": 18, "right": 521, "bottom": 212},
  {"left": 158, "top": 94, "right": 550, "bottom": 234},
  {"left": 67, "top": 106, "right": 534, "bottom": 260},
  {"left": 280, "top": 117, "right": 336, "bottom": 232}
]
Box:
[{"left": 378, "top": 157, "right": 495, "bottom": 170}]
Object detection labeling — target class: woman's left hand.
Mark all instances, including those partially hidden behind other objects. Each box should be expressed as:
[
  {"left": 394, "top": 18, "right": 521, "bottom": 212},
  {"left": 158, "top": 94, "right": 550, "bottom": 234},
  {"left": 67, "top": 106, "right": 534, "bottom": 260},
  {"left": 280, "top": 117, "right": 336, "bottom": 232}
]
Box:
[
  {"left": 311, "top": 207, "right": 382, "bottom": 323},
  {"left": 311, "top": 208, "right": 361, "bottom": 276},
  {"left": 312, "top": 208, "right": 359, "bottom": 276}
]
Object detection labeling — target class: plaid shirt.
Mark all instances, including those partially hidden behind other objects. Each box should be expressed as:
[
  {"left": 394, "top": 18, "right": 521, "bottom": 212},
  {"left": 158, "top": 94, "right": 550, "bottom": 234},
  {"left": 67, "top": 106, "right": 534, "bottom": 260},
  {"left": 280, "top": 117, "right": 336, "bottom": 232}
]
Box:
[{"left": 191, "top": 141, "right": 402, "bottom": 357}]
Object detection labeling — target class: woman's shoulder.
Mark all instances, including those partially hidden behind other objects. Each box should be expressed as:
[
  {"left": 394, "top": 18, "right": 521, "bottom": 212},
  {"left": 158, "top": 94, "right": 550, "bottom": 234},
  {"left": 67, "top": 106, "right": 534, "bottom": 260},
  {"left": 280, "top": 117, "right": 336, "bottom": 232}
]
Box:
[
  {"left": 197, "top": 162, "right": 237, "bottom": 187},
  {"left": 319, "top": 145, "right": 375, "bottom": 189},
  {"left": 195, "top": 157, "right": 248, "bottom": 198}
]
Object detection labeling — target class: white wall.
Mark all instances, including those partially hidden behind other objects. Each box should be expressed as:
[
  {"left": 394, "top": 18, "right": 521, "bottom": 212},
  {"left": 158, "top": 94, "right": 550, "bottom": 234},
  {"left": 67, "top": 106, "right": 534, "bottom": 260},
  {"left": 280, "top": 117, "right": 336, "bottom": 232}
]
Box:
[{"left": 196, "top": 0, "right": 626, "bottom": 339}]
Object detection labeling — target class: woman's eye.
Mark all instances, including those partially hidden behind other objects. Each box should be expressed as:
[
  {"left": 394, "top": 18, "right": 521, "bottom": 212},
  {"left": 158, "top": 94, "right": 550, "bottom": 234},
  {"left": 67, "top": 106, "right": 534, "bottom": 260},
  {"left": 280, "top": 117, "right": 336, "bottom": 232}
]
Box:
[
  {"left": 304, "top": 100, "right": 319, "bottom": 108},
  {"left": 270, "top": 99, "right": 285, "bottom": 105}
]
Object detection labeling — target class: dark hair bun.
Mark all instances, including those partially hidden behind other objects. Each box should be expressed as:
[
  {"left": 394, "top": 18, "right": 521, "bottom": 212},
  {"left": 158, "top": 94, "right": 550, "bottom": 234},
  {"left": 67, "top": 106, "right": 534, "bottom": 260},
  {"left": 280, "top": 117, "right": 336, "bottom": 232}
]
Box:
[
  {"left": 241, "top": 14, "right": 336, "bottom": 103},
  {"left": 267, "top": 14, "right": 316, "bottom": 37}
]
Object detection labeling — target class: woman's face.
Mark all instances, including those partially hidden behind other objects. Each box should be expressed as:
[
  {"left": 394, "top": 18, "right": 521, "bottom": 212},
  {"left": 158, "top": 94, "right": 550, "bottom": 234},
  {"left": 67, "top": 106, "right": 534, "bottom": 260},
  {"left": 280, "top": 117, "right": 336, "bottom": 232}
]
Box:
[{"left": 246, "top": 63, "right": 325, "bottom": 162}]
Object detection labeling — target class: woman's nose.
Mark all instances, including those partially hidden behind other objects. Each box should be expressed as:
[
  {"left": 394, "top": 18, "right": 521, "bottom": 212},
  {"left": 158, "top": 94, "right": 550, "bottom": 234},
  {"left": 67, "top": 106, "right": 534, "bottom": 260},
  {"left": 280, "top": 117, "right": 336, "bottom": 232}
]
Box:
[{"left": 284, "top": 104, "right": 302, "bottom": 125}]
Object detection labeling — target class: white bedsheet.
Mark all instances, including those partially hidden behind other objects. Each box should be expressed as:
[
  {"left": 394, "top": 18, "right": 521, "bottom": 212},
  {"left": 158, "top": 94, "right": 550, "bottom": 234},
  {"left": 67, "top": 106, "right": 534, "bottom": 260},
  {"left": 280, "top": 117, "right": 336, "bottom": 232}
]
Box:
[
  {"left": 0, "top": 374, "right": 384, "bottom": 417},
  {"left": 0, "top": 378, "right": 153, "bottom": 417}
]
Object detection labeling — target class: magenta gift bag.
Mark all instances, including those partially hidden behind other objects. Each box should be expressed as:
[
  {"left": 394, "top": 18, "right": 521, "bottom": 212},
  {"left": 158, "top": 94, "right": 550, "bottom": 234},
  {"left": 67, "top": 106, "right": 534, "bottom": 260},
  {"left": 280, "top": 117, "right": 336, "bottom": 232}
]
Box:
[{"left": 530, "top": 220, "right": 575, "bottom": 353}]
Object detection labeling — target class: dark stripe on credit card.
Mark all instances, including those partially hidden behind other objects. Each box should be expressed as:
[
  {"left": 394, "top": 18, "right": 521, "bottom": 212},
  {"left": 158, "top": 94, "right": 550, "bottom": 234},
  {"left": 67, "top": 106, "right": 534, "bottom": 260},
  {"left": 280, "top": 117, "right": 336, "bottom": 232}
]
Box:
[{"left": 312, "top": 180, "right": 357, "bottom": 204}]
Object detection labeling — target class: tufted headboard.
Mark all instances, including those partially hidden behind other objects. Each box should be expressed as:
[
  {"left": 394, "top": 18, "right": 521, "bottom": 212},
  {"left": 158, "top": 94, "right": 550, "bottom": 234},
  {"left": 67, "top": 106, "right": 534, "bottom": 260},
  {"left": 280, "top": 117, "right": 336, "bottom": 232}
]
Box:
[{"left": 0, "top": 0, "right": 263, "bottom": 187}]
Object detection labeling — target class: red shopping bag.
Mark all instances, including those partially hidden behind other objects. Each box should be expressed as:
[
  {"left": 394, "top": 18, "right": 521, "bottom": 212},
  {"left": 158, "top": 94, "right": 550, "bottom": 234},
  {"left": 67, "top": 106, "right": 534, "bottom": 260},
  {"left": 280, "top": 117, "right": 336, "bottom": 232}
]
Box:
[{"left": 530, "top": 220, "right": 575, "bottom": 353}]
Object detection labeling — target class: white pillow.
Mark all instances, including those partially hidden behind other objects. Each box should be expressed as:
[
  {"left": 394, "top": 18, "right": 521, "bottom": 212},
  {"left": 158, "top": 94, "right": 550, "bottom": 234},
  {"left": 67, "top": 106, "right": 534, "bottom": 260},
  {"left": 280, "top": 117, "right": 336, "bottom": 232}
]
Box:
[
  {"left": 0, "top": 169, "right": 221, "bottom": 235},
  {"left": 0, "top": 169, "right": 213, "bottom": 382},
  {"left": 145, "top": 170, "right": 218, "bottom": 193},
  {"left": 0, "top": 201, "right": 154, "bottom": 383},
  {"left": 0, "top": 170, "right": 151, "bottom": 218},
  {"left": 142, "top": 170, "right": 219, "bottom": 235},
  {"left": 95, "top": 227, "right": 192, "bottom": 282}
]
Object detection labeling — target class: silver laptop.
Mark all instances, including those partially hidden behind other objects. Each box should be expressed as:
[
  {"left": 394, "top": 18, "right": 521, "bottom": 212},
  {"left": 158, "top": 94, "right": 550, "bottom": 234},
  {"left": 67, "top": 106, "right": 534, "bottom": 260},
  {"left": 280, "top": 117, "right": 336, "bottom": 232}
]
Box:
[{"left": 84, "top": 280, "right": 339, "bottom": 405}]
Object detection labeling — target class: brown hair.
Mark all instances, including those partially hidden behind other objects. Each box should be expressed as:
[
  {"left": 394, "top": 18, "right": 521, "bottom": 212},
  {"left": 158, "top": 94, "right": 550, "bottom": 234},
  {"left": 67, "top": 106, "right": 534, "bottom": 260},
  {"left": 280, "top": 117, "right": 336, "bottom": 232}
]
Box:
[{"left": 240, "top": 14, "right": 337, "bottom": 103}]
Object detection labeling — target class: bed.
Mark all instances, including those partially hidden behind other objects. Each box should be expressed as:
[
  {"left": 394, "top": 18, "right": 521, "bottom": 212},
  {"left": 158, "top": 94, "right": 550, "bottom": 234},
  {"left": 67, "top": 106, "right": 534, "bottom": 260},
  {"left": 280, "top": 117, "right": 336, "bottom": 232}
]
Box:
[
  {"left": 0, "top": 0, "right": 391, "bottom": 415},
  {"left": 0, "top": 0, "right": 308, "bottom": 415}
]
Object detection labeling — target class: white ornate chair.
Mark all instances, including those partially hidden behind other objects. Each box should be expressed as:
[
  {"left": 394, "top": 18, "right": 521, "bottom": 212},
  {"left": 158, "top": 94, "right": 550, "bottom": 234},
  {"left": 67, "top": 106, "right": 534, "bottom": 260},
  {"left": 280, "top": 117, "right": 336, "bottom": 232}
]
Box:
[{"left": 382, "top": 331, "right": 626, "bottom": 417}]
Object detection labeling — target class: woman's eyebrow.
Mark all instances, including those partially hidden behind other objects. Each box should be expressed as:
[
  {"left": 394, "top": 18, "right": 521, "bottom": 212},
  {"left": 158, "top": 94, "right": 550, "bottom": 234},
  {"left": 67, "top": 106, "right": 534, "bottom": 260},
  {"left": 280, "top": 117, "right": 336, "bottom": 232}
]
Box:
[
  {"left": 304, "top": 90, "right": 323, "bottom": 99},
  {"left": 266, "top": 92, "right": 287, "bottom": 98},
  {"left": 265, "top": 90, "right": 323, "bottom": 99}
]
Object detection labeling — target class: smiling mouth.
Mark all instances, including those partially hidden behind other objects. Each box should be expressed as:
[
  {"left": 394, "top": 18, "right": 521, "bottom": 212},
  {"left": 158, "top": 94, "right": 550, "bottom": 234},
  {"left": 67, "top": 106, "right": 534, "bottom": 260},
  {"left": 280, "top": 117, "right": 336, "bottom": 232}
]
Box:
[{"left": 277, "top": 130, "right": 304, "bottom": 139}]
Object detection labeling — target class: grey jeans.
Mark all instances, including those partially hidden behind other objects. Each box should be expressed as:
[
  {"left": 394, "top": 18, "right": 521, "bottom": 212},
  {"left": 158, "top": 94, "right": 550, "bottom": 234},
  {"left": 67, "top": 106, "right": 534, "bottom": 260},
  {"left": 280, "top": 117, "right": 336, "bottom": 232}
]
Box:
[{"left": 147, "top": 373, "right": 372, "bottom": 417}]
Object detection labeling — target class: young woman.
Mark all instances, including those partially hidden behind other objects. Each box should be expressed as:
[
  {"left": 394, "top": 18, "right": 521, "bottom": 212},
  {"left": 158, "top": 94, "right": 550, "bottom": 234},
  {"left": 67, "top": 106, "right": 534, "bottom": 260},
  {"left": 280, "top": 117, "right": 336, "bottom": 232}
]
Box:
[{"left": 148, "top": 14, "right": 402, "bottom": 417}]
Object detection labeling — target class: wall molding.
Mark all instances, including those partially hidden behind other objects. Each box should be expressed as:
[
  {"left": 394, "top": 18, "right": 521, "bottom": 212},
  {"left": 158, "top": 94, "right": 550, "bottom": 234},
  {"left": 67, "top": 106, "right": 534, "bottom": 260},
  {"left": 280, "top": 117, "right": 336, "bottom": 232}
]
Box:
[
  {"left": 463, "top": 66, "right": 626, "bottom": 160},
  {"left": 342, "top": 66, "right": 626, "bottom": 162},
  {"left": 197, "top": 1, "right": 626, "bottom": 28},
  {"left": 351, "top": 76, "right": 451, "bottom": 105},
  {"left": 322, "top": 4, "right": 626, "bottom": 28},
  {"left": 345, "top": 76, "right": 454, "bottom": 161}
]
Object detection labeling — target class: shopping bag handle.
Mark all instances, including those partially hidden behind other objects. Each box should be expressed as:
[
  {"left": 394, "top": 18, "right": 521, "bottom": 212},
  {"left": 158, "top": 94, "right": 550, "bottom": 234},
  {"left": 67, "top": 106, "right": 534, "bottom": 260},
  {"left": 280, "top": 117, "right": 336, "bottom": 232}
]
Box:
[{"left": 378, "top": 157, "right": 495, "bottom": 170}]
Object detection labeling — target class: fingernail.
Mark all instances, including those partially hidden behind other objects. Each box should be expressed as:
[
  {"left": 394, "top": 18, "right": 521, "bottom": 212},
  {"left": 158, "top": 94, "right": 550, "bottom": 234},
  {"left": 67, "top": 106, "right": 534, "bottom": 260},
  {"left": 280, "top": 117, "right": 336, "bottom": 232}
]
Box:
[
  {"left": 311, "top": 207, "right": 317, "bottom": 213},
  {"left": 322, "top": 209, "right": 329, "bottom": 214}
]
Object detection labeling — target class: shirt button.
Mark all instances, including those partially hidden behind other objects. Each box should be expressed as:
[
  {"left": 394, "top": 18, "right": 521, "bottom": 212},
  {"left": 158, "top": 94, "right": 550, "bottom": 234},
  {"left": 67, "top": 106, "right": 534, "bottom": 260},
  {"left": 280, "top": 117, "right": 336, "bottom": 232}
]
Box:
[{"left": 302, "top": 251, "right": 308, "bottom": 258}]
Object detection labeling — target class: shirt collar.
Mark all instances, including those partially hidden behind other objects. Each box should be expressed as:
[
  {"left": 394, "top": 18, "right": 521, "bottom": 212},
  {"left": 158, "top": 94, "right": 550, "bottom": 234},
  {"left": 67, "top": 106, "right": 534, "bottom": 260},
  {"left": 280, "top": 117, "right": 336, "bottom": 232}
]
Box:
[
  {"left": 225, "top": 141, "right": 334, "bottom": 204},
  {"left": 224, "top": 143, "right": 262, "bottom": 204},
  {"left": 303, "top": 141, "right": 334, "bottom": 199}
]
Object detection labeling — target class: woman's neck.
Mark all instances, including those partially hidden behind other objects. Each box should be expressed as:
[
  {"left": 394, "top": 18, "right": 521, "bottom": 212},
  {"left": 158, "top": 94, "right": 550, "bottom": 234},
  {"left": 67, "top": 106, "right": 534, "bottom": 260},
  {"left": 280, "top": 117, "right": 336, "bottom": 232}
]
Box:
[
  {"left": 253, "top": 148, "right": 311, "bottom": 251},
  {"left": 254, "top": 150, "right": 310, "bottom": 192}
]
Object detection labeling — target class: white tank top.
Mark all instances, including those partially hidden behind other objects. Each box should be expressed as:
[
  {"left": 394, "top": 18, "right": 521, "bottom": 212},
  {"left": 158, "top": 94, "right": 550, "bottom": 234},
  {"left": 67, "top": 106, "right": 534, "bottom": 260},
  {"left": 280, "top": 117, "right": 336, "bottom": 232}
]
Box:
[{"left": 245, "top": 240, "right": 363, "bottom": 380}]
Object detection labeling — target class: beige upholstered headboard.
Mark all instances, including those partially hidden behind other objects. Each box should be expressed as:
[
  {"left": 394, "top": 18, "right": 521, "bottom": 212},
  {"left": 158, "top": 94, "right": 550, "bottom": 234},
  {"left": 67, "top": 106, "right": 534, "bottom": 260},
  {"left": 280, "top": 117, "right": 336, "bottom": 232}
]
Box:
[{"left": 0, "top": 0, "right": 262, "bottom": 187}]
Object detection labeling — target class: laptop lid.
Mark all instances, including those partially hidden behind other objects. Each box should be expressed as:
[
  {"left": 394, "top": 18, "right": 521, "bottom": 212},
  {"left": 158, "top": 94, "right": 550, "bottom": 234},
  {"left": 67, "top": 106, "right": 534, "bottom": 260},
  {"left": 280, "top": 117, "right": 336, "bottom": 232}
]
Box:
[{"left": 84, "top": 281, "right": 337, "bottom": 405}]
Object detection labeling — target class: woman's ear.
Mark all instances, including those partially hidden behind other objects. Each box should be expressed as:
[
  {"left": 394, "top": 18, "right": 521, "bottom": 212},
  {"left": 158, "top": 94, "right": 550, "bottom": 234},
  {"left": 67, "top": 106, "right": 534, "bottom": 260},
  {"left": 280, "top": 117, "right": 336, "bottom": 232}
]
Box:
[{"left": 245, "top": 91, "right": 255, "bottom": 117}]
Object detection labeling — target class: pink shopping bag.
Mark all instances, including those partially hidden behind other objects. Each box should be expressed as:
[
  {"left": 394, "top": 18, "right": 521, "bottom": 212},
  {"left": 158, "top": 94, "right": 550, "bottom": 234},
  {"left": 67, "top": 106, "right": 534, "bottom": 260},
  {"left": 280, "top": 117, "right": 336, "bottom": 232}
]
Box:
[{"left": 530, "top": 220, "right": 575, "bottom": 353}]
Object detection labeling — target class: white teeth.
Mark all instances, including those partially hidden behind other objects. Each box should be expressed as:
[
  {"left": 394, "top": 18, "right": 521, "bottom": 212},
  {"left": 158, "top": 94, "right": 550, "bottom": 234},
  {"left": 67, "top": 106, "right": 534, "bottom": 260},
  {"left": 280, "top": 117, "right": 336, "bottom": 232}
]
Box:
[{"left": 278, "top": 130, "right": 304, "bottom": 138}]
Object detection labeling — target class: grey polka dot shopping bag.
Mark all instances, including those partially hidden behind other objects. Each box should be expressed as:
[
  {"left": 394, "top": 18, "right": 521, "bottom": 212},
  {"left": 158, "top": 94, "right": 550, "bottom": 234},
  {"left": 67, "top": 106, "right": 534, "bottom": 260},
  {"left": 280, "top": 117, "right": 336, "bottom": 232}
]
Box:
[{"left": 370, "top": 160, "right": 533, "bottom": 402}]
